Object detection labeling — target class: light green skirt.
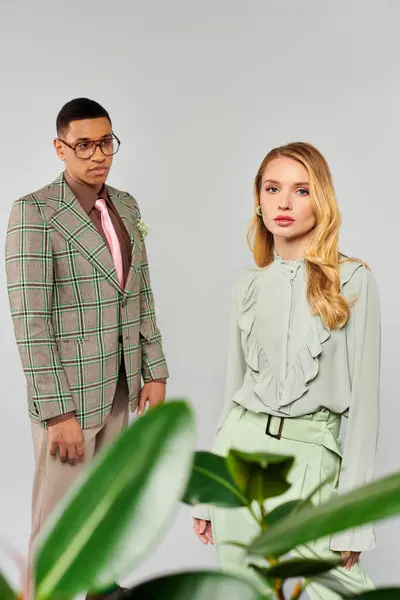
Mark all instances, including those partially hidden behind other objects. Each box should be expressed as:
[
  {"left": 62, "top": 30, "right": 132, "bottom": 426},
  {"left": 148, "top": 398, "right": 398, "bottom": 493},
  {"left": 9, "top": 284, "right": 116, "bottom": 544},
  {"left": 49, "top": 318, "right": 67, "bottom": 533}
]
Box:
[{"left": 209, "top": 405, "right": 374, "bottom": 599}]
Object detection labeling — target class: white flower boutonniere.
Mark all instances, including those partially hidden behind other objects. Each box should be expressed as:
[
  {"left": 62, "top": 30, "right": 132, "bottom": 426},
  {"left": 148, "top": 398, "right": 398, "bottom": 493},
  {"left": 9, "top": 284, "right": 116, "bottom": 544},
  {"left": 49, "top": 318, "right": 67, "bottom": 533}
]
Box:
[{"left": 137, "top": 218, "right": 151, "bottom": 241}]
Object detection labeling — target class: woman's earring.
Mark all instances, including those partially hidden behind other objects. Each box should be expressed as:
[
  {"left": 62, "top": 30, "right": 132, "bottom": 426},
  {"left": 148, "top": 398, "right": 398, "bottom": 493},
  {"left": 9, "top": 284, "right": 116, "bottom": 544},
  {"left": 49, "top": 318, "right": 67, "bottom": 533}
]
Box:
[{"left": 255, "top": 205, "right": 262, "bottom": 217}]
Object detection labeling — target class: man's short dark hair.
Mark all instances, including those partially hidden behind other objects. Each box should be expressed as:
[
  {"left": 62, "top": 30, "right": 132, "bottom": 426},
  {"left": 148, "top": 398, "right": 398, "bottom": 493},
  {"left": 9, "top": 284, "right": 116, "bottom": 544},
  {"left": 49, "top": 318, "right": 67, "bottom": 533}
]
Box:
[{"left": 56, "top": 98, "right": 112, "bottom": 136}]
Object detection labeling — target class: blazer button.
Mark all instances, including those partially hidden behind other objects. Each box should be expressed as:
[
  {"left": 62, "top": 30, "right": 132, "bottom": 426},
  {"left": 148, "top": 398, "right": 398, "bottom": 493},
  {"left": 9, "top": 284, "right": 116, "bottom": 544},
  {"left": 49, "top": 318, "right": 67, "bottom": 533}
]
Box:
[
  {"left": 118, "top": 335, "right": 123, "bottom": 343},
  {"left": 121, "top": 299, "right": 127, "bottom": 308}
]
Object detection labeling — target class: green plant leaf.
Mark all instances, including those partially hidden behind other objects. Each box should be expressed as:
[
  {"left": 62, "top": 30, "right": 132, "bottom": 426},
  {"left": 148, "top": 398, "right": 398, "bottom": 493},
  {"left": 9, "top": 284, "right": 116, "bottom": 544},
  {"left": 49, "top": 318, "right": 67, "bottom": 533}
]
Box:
[
  {"left": 247, "top": 564, "right": 275, "bottom": 591},
  {"left": 226, "top": 450, "right": 294, "bottom": 504},
  {"left": 300, "top": 472, "right": 336, "bottom": 506},
  {"left": 219, "top": 541, "right": 249, "bottom": 551},
  {"left": 262, "top": 473, "right": 334, "bottom": 528},
  {"left": 0, "top": 573, "right": 17, "bottom": 600},
  {"left": 262, "top": 499, "right": 311, "bottom": 527},
  {"left": 34, "top": 400, "right": 196, "bottom": 600},
  {"left": 250, "top": 557, "right": 341, "bottom": 579},
  {"left": 261, "top": 474, "right": 334, "bottom": 529},
  {"left": 182, "top": 451, "right": 247, "bottom": 508},
  {"left": 118, "top": 570, "right": 265, "bottom": 599},
  {"left": 249, "top": 471, "right": 400, "bottom": 558},
  {"left": 348, "top": 591, "right": 400, "bottom": 599}
]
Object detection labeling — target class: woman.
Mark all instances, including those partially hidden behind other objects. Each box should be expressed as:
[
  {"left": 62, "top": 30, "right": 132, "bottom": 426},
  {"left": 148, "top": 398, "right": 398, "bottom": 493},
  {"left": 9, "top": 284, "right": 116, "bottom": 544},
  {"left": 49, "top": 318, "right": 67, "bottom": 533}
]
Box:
[{"left": 193, "top": 142, "right": 380, "bottom": 598}]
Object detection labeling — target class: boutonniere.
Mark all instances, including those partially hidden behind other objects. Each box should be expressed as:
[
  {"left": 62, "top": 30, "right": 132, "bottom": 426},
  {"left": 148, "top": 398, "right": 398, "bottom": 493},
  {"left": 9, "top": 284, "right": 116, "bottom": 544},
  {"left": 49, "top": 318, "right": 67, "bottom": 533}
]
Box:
[{"left": 136, "top": 218, "right": 151, "bottom": 241}]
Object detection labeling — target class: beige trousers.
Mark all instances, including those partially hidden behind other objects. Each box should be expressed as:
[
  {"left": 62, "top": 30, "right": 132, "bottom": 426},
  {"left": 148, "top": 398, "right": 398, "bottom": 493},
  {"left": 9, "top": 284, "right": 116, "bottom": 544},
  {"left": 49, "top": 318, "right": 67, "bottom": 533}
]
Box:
[{"left": 27, "top": 364, "right": 129, "bottom": 595}]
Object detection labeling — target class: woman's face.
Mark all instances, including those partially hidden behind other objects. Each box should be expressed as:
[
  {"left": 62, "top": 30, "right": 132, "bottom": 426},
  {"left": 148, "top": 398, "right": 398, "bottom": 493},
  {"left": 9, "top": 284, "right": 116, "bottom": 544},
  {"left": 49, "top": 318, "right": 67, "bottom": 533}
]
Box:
[{"left": 259, "top": 156, "right": 316, "bottom": 242}]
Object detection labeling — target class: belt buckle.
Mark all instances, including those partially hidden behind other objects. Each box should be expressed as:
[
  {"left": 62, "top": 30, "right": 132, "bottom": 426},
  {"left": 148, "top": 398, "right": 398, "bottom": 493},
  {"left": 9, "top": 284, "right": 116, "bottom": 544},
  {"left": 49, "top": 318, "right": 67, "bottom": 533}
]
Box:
[{"left": 265, "top": 414, "right": 284, "bottom": 440}]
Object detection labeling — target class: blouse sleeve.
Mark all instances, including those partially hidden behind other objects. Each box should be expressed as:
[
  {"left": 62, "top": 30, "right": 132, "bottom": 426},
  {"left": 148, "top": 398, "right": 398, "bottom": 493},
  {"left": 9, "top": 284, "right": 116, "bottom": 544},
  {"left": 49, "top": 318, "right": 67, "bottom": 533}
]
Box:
[
  {"left": 330, "top": 267, "right": 381, "bottom": 552},
  {"left": 215, "top": 285, "right": 247, "bottom": 432},
  {"left": 192, "top": 284, "right": 247, "bottom": 522}
]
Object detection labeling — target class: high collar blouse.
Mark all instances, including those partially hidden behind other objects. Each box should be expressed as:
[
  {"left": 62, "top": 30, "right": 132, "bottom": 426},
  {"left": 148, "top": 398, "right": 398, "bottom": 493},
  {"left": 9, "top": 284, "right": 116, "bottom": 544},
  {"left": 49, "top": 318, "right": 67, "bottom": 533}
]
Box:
[{"left": 219, "top": 251, "right": 381, "bottom": 552}]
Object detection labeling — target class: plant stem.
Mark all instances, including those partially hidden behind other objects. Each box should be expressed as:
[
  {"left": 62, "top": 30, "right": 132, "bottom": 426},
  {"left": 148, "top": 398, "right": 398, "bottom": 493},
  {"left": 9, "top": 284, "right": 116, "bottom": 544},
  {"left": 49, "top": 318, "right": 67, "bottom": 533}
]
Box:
[
  {"left": 274, "top": 579, "right": 286, "bottom": 600},
  {"left": 290, "top": 580, "right": 304, "bottom": 599},
  {"left": 248, "top": 503, "right": 263, "bottom": 526}
]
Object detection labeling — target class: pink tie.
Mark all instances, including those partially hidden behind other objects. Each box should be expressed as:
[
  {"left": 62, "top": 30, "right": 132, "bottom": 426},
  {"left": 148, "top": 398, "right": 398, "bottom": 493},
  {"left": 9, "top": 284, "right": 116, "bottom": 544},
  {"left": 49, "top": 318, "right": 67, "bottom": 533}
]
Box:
[{"left": 95, "top": 199, "right": 124, "bottom": 289}]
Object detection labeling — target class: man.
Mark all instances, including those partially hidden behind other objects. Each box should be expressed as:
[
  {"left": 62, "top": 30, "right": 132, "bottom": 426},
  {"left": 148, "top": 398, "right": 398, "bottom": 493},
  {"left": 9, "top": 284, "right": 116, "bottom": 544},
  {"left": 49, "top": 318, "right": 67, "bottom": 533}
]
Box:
[{"left": 5, "top": 98, "right": 169, "bottom": 599}]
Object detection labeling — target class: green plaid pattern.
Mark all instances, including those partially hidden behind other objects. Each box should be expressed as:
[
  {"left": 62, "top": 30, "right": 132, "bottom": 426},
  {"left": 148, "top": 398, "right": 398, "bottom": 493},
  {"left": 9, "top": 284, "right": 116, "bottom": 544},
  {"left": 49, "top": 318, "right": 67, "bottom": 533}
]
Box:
[{"left": 5, "top": 173, "right": 168, "bottom": 428}]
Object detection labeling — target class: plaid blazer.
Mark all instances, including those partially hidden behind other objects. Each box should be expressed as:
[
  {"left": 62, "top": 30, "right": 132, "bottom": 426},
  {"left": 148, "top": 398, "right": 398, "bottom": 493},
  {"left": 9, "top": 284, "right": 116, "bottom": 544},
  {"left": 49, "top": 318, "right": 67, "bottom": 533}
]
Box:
[{"left": 6, "top": 173, "right": 169, "bottom": 428}]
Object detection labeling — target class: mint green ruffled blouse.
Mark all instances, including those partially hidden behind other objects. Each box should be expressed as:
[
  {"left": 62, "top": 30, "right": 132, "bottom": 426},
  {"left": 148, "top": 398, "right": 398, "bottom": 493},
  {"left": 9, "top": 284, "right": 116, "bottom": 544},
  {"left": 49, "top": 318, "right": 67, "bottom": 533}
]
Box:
[{"left": 219, "top": 252, "right": 381, "bottom": 551}]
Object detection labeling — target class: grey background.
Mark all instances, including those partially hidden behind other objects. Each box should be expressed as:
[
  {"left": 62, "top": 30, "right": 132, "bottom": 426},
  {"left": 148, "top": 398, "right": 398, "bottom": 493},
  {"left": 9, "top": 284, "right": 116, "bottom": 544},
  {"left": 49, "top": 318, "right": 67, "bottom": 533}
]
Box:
[{"left": 0, "top": 0, "right": 398, "bottom": 593}]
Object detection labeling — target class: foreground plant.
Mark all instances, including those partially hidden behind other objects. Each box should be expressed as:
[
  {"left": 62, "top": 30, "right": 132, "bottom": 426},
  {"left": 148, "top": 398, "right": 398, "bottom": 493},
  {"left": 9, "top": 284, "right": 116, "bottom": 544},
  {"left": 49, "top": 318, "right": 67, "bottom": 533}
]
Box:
[
  {"left": 183, "top": 449, "right": 400, "bottom": 598},
  {"left": 1, "top": 401, "right": 400, "bottom": 598}
]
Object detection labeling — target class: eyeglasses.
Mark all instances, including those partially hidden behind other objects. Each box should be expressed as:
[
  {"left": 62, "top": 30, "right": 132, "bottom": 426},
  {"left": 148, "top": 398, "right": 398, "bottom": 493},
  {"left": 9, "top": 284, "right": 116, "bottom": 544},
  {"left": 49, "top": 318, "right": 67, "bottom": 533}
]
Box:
[{"left": 58, "top": 134, "right": 121, "bottom": 159}]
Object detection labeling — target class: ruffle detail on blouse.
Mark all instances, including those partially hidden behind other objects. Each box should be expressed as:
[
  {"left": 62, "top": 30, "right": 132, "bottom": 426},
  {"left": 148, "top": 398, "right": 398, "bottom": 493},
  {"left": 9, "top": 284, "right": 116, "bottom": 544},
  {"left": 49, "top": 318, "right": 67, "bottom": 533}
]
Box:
[
  {"left": 280, "top": 317, "right": 330, "bottom": 407},
  {"left": 236, "top": 271, "right": 330, "bottom": 412},
  {"left": 339, "top": 259, "right": 364, "bottom": 289},
  {"left": 237, "top": 272, "right": 260, "bottom": 373}
]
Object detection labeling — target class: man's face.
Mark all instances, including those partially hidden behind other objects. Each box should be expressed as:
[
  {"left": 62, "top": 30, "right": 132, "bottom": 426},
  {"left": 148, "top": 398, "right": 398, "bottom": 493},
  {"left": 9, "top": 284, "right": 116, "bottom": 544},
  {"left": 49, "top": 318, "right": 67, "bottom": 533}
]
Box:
[{"left": 54, "top": 117, "right": 115, "bottom": 189}]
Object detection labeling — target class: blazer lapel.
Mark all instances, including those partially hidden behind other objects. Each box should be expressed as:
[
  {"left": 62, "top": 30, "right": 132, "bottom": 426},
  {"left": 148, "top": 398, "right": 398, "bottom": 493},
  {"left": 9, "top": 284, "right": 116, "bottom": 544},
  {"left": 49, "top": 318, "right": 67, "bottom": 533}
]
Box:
[
  {"left": 48, "top": 175, "right": 122, "bottom": 294},
  {"left": 107, "top": 189, "right": 142, "bottom": 294}
]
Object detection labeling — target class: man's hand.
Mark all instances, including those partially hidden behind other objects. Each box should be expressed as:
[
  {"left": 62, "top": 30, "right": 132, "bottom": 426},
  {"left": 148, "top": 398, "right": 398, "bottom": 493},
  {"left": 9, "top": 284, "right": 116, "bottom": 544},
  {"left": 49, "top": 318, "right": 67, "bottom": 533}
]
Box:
[
  {"left": 48, "top": 414, "right": 85, "bottom": 465},
  {"left": 341, "top": 551, "right": 361, "bottom": 570},
  {"left": 137, "top": 381, "right": 166, "bottom": 416},
  {"left": 193, "top": 518, "right": 214, "bottom": 545}
]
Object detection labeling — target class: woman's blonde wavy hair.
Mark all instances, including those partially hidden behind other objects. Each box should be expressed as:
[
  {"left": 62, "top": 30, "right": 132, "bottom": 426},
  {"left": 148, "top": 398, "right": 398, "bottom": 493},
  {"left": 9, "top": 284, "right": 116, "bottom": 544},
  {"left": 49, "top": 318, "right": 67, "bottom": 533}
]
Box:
[{"left": 247, "top": 142, "right": 357, "bottom": 330}]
